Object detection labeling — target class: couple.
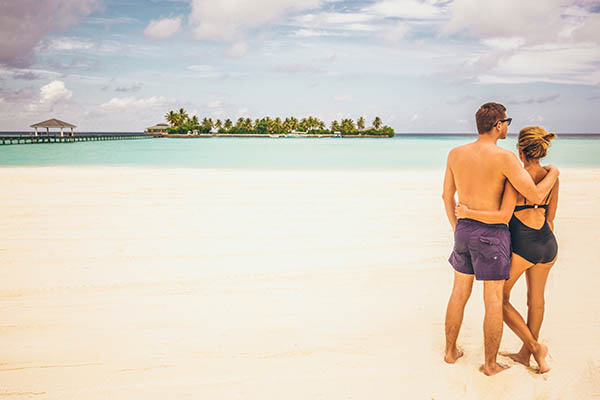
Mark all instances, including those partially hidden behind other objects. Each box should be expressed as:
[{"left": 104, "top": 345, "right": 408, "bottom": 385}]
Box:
[{"left": 442, "top": 102, "right": 559, "bottom": 376}]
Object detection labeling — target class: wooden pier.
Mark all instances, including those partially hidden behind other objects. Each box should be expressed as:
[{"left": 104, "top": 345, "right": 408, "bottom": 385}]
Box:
[{"left": 0, "top": 133, "right": 161, "bottom": 145}]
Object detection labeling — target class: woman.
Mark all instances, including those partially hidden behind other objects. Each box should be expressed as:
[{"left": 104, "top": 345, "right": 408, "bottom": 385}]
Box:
[{"left": 456, "top": 126, "right": 559, "bottom": 373}]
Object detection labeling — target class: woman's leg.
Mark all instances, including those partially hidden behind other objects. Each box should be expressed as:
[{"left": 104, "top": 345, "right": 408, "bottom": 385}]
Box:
[
  {"left": 515, "top": 257, "right": 556, "bottom": 360},
  {"left": 502, "top": 253, "right": 551, "bottom": 372}
]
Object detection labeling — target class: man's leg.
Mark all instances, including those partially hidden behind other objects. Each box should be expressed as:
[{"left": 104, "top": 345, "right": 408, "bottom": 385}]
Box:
[
  {"left": 444, "top": 270, "right": 474, "bottom": 363},
  {"left": 483, "top": 280, "right": 509, "bottom": 376}
]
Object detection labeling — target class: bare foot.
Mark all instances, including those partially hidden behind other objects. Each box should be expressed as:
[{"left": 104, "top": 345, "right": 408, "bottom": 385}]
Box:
[
  {"left": 482, "top": 362, "right": 510, "bottom": 376},
  {"left": 444, "top": 347, "right": 464, "bottom": 364},
  {"left": 501, "top": 350, "right": 531, "bottom": 367},
  {"left": 532, "top": 343, "right": 550, "bottom": 373}
]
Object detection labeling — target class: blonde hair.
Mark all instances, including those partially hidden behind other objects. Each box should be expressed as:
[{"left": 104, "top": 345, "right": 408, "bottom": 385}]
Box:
[{"left": 518, "top": 126, "right": 556, "bottom": 160}]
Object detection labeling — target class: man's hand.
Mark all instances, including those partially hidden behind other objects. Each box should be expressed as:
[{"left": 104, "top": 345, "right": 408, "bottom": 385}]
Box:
[{"left": 543, "top": 165, "right": 560, "bottom": 176}]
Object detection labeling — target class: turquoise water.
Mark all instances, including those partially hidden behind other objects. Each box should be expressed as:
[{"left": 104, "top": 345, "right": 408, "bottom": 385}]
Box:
[{"left": 0, "top": 136, "right": 598, "bottom": 169}]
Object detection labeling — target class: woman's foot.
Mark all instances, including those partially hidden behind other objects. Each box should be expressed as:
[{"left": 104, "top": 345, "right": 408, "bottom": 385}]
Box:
[
  {"left": 444, "top": 347, "right": 464, "bottom": 364},
  {"left": 502, "top": 347, "right": 531, "bottom": 367},
  {"left": 532, "top": 343, "right": 550, "bottom": 373}
]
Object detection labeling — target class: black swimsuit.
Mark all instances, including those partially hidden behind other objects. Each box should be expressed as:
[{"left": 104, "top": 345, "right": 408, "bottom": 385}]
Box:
[{"left": 508, "top": 194, "right": 558, "bottom": 264}]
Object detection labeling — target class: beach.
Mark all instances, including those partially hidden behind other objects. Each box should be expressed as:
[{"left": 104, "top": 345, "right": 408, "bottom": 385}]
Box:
[{"left": 1, "top": 167, "right": 599, "bottom": 399}]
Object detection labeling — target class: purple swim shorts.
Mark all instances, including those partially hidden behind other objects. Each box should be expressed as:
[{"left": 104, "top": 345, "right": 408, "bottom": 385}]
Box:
[{"left": 449, "top": 218, "right": 512, "bottom": 281}]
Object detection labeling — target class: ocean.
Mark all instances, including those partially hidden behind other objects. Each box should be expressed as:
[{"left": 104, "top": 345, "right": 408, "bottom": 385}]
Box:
[{"left": 0, "top": 135, "right": 599, "bottom": 168}]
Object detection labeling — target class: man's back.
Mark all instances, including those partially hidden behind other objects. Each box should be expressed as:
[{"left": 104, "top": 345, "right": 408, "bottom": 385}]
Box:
[{"left": 449, "top": 141, "right": 511, "bottom": 214}]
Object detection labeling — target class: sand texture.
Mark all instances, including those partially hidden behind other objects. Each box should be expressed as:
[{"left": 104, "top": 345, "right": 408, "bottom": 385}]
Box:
[{"left": 1, "top": 167, "right": 599, "bottom": 399}]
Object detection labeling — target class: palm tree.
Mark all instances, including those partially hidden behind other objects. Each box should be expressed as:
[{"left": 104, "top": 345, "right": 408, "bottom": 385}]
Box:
[
  {"left": 330, "top": 120, "right": 340, "bottom": 132},
  {"left": 357, "top": 116, "right": 365, "bottom": 130},
  {"left": 191, "top": 115, "right": 199, "bottom": 126},
  {"left": 215, "top": 119, "right": 222, "bottom": 129},
  {"left": 373, "top": 116, "right": 382, "bottom": 130},
  {"left": 165, "top": 110, "right": 178, "bottom": 126},
  {"left": 290, "top": 117, "right": 299, "bottom": 132},
  {"left": 224, "top": 118, "right": 233, "bottom": 131},
  {"left": 341, "top": 118, "right": 356, "bottom": 134},
  {"left": 178, "top": 108, "right": 189, "bottom": 125}
]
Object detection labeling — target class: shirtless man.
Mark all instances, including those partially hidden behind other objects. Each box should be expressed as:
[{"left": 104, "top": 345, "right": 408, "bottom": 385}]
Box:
[{"left": 441, "top": 102, "right": 559, "bottom": 376}]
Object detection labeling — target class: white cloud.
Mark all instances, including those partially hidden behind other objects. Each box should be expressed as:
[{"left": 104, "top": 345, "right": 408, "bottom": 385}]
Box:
[
  {"left": 333, "top": 94, "right": 352, "bottom": 102},
  {"left": 47, "top": 37, "right": 94, "bottom": 51},
  {"left": 101, "top": 96, "right": 168, "bottom": 110},
  {"left": 0, "top": 0, "right": 99, "bottom": 67},
  {"left": 364, "top": 0, "right": 447, "bottom": 19},
  {"left": 237, "top": 107, "right": 249, "bottom": 116},
  {"left": 224, "top": 41, "right": 248, "bottom": 58},
  {"left": 573, "top": 12, "right": 600, "bottom": 43},
  {"left": 144, "top": 16, "right": 182, "bottom": 39},
  {"left": 382, "top": 22, "right": 410, "bottom": 43},
  {"left": 188, "top": 64, "right": 220, "bottom": 78},
  {"left": 189, "top": 0, "right": 330, "bottom": 41},
  {"left": 293, "top": 29, "right": 331, "bottom": 37},
  {"left": 40, "top": 80, "right": 72, "bottom": 104},
  {"left": 443, "top": 0, "right": 570, "bottom": 45},
  {"left": 208, "top": 100, "right": 223, "bottom": 108}
]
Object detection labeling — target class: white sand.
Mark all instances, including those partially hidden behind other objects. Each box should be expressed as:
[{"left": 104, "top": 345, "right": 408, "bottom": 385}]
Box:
[{"left": 0, "top": 167, "right": 599, "bottom": 399}]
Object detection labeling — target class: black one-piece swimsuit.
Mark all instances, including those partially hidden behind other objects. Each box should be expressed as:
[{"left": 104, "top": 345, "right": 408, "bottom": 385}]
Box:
[{"left": 509, "top": 197, "right": 558, "bottom": 264}]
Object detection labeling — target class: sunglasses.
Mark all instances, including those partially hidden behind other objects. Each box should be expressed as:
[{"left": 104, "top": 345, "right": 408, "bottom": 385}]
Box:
[{"left": 496, "top": 118, "right": 512, "bottom": 126}]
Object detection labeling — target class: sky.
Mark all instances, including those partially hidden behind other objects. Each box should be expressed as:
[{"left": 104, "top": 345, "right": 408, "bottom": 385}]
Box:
[{"left": 0, "top": 0, "right": 599, "bottom": 133}]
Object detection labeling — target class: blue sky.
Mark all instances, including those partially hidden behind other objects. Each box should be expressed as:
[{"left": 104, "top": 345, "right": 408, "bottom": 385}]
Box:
[{"left": 0, "top": 0, "right": 599, "bottom": 132}]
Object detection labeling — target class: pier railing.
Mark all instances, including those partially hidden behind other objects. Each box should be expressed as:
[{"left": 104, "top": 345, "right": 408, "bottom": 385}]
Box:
[{"left": 0, "top": 133, "right": 162, "bottom": 145}]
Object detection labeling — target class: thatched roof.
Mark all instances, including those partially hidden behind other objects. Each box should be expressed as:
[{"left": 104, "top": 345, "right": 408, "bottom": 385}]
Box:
[
  {"left": 30, "top": 119, "right": 77, "bottom": 128},
  {"left": 146, "top": 123, "right": 170, "bottom": 130}
]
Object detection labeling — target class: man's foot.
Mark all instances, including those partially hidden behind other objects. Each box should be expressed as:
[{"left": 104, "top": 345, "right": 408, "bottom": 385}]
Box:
[
  {"left": 532, "top": 343, "right": 550, "bottom": 373},
  {"left": 444, "top": 347, "right": 464, "bottom": 364},
  {"left": 482, "top": 362, "right": 510, "bottom": 376},
  {"left": 501, "top": 349, "right": 531, "bottom": 367}
]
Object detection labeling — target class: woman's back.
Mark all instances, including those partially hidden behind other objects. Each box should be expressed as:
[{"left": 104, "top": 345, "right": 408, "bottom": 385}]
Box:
[{"left": 514, "top": 166, "right": 554, "bottom": 230}]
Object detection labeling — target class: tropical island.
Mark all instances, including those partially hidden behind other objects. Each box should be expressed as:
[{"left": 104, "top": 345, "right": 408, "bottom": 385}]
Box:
[{"left": 155, "top": 108, "right": 395, "bottom": 137}]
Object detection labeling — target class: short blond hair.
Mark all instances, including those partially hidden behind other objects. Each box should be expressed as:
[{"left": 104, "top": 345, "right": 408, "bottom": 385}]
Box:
[{"left": 518, "top": 126, "right": 556, "bottom": 160}]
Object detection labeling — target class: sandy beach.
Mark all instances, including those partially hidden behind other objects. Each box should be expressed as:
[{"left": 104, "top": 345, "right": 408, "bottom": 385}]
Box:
[{"left": 0, "top": 167, "right": 599, "bottom": 399}]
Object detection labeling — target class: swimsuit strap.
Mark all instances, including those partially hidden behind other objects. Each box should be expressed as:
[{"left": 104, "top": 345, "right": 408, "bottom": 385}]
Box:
[{"left": 514, "top": 204, "right": 548, "bottom": 212}]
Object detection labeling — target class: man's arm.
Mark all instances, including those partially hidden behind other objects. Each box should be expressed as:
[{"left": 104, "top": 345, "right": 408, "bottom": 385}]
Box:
[
  {"left": 501, "top": 152, "right": 559, "bottom": 204},
  {"left": 442, "top": 155, "right": 458, "bottom": 231},
  {"left": 546, "top": 178, "right": 559, "bottom": 231}
]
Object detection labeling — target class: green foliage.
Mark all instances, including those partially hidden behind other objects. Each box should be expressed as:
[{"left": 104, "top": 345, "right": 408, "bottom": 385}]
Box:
[{"left": 163, "top": 109, "right": 394, "bottom": 136}]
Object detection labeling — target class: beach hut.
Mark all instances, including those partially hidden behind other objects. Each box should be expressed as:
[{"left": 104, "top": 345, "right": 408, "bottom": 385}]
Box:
[
  {"left": 30, "top": 119, "right": 76, "bottom": 137},
  {"left": 145, "top": 123, "right": 169, "bottom": 134}
]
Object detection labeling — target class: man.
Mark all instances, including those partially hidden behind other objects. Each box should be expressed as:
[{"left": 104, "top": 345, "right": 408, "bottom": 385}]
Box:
[{"left": 441, "top": 102, "right": 559, "bottom": 376}]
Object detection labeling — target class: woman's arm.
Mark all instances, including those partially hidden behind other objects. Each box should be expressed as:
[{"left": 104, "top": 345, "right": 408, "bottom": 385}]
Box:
[
  {"left": 545, "top": 178, "right": 559, "bottom": 231},
  {"left": 455, "top": 181, "right": 518, "bottom": 224}
]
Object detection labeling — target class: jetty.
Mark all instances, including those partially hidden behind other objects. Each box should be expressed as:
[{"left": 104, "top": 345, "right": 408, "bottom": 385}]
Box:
[
  {"left": 1, "top": 133, "right": 159, "bottom": 145},
  {"left": 1, "top": 118, "right": 160, "bottom": 145}
]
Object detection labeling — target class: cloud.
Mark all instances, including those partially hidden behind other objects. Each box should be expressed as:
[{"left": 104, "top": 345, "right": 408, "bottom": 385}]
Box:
[
  {"left": 40, "top": 80, "right": 72, "bottom": 104},
  {"left": 12, "top": 71, "right": 40, "bottom": 80},
  {"left": 224, "top": 41, "right": 248, "bottom": 58},
  {"left": 0, "top": 0, "right": 99, "bottom": 67},
  {"left": 572, "top": 12, "right": 600, "bottom": 43},
  {"left": 512, "top": 94, "right": 561, "bottom": 105},
  {"left": 101, "top": 96, "right": 168, "bottom": 110},
  {"left": 208, "top": 100, "right": 223, "bottom": 108},
  {"left": 333, "top": 94, "right": 352, "bottom": 102},
  {"left": 144, "top": 16, "right": 182, "bottom": 39},
  {"left": 189, "top": 0, "right": 329, "bottom": 41},
  {"left": 275, "top": 64, "right": 320, "bottom": 74},
  {"left": 364, "top": 0, "right": 447, "bottom": 19},
  {"left": 446, "top": 94, "right": 476, "bottom": 105},
  {"left": 46, "top": 37, "right": 94, "bottom": 51},
  {"left": 115, "top": 84, "right": 143, "bottom": 93},
  {"left": 187, "top": 64, "right": 221, "bottom": 78}
]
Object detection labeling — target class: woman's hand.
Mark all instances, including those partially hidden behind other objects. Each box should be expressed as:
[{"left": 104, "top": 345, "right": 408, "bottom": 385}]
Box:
[{"left": 455, "top": 203, "right": 470, "bottom": 219}]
